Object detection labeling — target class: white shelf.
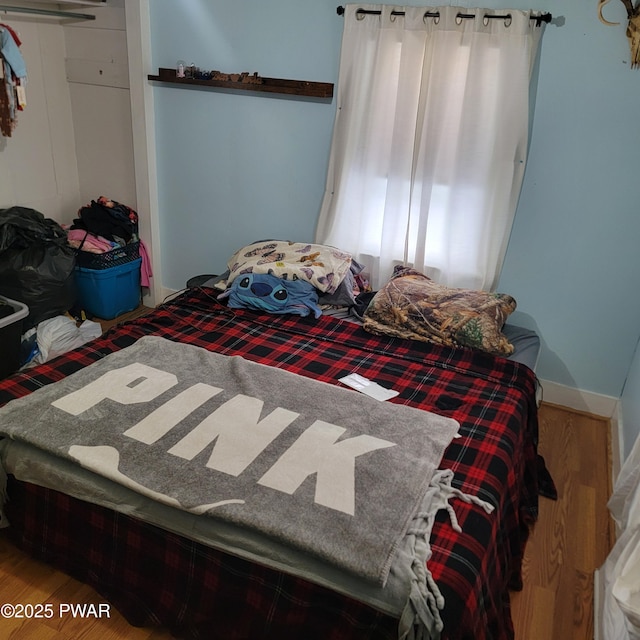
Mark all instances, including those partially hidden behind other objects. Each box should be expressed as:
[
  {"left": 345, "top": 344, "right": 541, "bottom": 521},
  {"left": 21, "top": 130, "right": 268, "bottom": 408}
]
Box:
[{"left": 0, "top": 1, "right": 104, "bottom": 19}]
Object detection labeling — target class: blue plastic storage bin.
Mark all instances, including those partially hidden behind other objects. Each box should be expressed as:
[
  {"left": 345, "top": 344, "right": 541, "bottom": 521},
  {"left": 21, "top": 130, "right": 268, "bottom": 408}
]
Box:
[{"left": 74, "top": 257, "right": 142, "bottom": 320}]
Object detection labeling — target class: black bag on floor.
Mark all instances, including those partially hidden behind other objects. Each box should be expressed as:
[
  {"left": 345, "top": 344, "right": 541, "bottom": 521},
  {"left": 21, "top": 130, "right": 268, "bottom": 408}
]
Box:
[{"left": 0, "top": 206, "right": 76, "bottom": 329}]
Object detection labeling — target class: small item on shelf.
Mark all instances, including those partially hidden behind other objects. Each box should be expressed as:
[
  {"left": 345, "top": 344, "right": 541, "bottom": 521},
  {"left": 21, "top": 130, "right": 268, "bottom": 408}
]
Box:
[
  {"left": 176, "top": 60, "right": 186, "bottom": 78},
  {"left": 210, "top": 69, "right": 262, "bottom": 84},
  {"left": 241, "top": 72, "right": 262, "bottom": 84}
]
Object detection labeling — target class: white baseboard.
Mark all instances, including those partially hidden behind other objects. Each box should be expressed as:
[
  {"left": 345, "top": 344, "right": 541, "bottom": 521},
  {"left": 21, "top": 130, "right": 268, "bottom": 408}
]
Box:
[
  {"left": 612, "top": 405, "right": 623, "bottom": 485},
  {"left": 161, "top": 286, "right": 181, "bottom": 302},
  {"left": 139, "top": 286, "right": 181, "bottom": 307},
  {"left": 538, "top": 378, "right": 618, "bottom": 418},
  {"left": 539, "top": 378, "right": 621, "bottom": 484}
]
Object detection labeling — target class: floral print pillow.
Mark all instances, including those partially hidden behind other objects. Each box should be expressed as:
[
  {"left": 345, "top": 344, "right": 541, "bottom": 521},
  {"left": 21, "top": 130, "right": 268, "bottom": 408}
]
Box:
[{"left": 224, "top": 240, "right": 353, "bottom": 295}]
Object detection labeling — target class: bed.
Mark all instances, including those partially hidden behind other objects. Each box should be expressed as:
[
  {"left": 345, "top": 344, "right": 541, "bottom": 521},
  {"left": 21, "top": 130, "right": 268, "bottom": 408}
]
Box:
[{"left": 0, "top": 275, "right": 549, "bottom": 640}]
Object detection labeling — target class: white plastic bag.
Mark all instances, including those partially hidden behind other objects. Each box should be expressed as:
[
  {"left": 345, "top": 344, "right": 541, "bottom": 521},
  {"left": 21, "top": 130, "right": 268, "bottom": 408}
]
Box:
[{"left": 33, "top": 315, "right": 102, "bottom": 364}]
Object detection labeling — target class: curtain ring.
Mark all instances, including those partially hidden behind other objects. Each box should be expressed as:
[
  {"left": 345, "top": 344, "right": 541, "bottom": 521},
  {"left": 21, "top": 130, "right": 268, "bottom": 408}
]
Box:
[
  {"left": 504, "top": 14, "right": 512, "bottom": 27},
  {"left": 455, "top": 14, "right": 463, "bottom": 25},
  {"left": 424, "top": 11, "right": 440, "bottom": 24},
  {"left": 356, "top": 8, "right": 366, "bottom": 20},
  {"left": 483, "top": 15, "right": 490, "bottom": 26}
]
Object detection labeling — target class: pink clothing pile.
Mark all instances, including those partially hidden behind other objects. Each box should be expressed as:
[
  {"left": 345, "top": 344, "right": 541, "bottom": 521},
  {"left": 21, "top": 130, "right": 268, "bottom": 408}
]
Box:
[{"left": 67, "top": 229, "right": 117, "bottom": 254}]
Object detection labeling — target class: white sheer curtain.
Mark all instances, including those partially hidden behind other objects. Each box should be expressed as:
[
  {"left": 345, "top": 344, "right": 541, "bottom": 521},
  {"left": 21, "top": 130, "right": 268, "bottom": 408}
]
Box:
[{"left": 316, "top": 4, "right": 545, "bottom": 290}]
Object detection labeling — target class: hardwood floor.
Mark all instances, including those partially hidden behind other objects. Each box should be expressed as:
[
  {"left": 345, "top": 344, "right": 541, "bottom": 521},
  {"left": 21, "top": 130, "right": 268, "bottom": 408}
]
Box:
[
  {"left": 511, "top": 403, "right": 613, "bottom": 640},
  {"left": 95, "top": 305, "right": 153, "bottom": 333},
  {"left": 0, "top": 403, "right": 613, "bottom": 639},
  {"left": 0, "top": 532, "right": 172, "bottom": 639}
]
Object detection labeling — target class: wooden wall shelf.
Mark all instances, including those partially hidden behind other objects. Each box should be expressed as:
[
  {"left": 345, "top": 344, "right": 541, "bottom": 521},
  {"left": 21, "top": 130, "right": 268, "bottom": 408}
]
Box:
[{"left": 148, "top": 68, "right": 334, "bottom": 99}]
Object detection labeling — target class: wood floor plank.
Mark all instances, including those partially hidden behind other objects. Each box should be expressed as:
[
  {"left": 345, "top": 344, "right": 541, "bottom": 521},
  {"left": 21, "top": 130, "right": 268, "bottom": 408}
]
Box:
[
  {"left": 511, "top": 402, "right": 612, "bottom": 640},
  {"left": 0, "top": 534, "right": 173, "bottom": 639},
  {"left": 518, "top": 585, "right": 556, "bottom": 640}
]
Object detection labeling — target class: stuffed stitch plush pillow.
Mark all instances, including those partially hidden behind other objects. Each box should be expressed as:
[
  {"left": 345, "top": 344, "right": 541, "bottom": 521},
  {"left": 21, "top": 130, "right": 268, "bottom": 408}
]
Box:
[
  {"left": 218, "top": 272, "right": 322, "bottom": 318},
  {"left": 362, "top": 266, "right": 516, "bottom": 356}
]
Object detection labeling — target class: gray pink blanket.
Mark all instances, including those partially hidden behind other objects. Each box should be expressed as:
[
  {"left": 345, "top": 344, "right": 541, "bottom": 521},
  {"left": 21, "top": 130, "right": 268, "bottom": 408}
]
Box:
[{"left": 0, "top": 336, "right": 459, "bottom": 587}]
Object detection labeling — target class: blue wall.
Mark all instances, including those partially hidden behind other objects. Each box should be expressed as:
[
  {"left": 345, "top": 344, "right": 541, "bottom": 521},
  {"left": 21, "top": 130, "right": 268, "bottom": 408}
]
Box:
[
  {"left": 150, "top": 1, "right": 340, "bottom": 286},
  {"left": 149, "top": 0, "right": 640, "bottom": 401}
]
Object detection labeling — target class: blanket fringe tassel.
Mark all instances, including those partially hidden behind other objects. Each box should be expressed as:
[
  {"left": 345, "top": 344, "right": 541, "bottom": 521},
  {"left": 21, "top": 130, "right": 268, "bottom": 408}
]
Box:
[{"left": 398, "top": 469, "right": 495, "bottom": 640}]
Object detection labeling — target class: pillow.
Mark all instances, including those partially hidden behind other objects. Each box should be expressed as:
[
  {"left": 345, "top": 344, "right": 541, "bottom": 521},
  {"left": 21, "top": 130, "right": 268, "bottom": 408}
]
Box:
[
  {"left": 318, "top": 269, "right": 357, "bottom": 307},
  {"left": 362, "top": 267, "right": 516, "bottom": 355},
  {"left": 317, "top": 258, "right": 367, "bottom": 307},
  {"left": 218, "top": 272, "right": 322, "bottom": 318},
  {"left": 224, "top": 240, "right": 353, "bottom": 295}
]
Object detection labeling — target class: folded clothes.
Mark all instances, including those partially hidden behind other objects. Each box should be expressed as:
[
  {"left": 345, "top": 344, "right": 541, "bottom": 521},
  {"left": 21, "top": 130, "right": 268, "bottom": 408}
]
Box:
[
  {"left": 71, "top": 196, "right": 138, "bottom": 243},
  {"left": 67, "top": 229, "right": 117, "bottom": 254}
]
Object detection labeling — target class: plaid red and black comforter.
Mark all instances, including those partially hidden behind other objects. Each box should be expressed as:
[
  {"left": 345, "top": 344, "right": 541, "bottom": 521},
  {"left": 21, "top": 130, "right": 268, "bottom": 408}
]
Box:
[{"left": 0, "top": 288, "right": 541, "bottom": 639}]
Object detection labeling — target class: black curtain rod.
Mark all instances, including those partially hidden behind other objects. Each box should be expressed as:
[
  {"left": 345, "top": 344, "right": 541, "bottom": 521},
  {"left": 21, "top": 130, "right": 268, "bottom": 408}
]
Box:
[{"left": 336, "top": 6, "right": 552, "bottom": 25}]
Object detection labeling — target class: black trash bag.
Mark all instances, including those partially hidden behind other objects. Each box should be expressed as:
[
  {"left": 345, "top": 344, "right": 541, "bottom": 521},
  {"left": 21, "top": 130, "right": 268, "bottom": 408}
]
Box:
[{"left": 0, "top": 206, "right": 77, "bottom": 330}]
